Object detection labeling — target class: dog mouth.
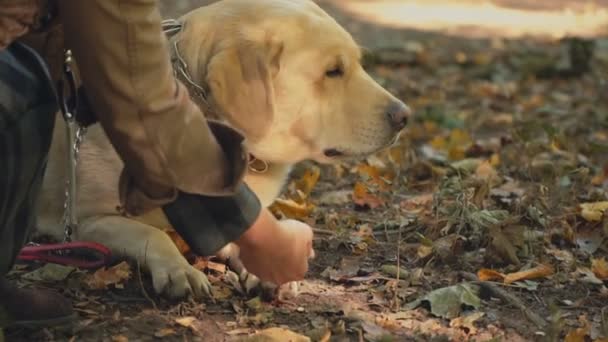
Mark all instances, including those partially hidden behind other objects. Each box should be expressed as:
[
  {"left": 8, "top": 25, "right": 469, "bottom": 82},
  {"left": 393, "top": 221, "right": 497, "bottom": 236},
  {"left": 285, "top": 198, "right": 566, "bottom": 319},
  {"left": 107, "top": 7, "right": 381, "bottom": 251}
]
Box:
[
  {"left": 322, "top": 147, "right": 378, "bottom": 160},
  {"left": 323, "top": 148, "right": 344, "bottom": 158},
  {"left": 323, "top": 135, "right": 401, "bottom": 159}
]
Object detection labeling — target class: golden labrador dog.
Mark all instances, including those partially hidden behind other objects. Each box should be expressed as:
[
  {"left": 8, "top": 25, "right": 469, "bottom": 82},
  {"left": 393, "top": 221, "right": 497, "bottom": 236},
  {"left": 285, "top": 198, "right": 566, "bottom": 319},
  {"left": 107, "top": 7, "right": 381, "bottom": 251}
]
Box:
[{"left": 36, "top": 0, "right": 411, "bottom": 299}]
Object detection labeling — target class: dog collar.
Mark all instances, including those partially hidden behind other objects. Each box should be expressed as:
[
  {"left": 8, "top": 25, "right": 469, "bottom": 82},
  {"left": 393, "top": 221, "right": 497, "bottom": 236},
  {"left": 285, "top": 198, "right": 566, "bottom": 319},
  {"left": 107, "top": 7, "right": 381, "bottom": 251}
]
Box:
[{"left": 248, "top": 154, "right": 269, "bottom": 173}]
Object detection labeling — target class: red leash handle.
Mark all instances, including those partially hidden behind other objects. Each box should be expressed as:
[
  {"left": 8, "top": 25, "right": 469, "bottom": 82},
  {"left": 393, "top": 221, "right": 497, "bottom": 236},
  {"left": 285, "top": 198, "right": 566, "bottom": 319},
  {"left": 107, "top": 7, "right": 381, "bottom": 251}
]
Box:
[{"left": 17, "top": 241, "right": 112, "bottom": 269}]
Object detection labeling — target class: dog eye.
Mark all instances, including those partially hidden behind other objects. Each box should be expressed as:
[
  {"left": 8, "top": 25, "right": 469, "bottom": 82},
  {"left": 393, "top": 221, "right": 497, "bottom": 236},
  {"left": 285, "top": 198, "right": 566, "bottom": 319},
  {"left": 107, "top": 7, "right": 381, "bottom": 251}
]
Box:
[{"left": 325, "top": 67, "right": 344, "bottom": 78}]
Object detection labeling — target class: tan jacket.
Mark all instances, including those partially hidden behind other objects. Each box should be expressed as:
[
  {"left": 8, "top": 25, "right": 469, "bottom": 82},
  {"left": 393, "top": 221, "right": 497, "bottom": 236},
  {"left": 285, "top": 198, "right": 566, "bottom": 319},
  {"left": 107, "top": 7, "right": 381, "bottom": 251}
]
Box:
[{"left": 1, "top": 0, "right": 249, "bottom": 216}]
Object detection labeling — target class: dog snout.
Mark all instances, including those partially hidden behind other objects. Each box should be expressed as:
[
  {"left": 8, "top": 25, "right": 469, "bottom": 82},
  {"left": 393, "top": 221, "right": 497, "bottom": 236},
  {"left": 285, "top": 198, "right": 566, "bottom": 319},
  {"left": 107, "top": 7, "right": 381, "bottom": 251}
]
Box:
[{"left": 386, "top": 101, "right": 411, "bottom": 131}]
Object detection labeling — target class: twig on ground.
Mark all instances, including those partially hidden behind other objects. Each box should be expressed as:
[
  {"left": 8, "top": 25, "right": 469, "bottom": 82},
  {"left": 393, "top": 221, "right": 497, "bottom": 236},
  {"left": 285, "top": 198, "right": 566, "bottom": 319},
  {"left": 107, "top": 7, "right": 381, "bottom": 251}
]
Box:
[
  {"left": 391, "top": 210, "right": 403, "bottom": 311},
  {"left": 312, "top": 228, "right": 336, "bottom": 236},
  {"left": 460, "top": 272, "right": 547, "bottom": 328},
  {"left": 136, "top": 259, "right": 157, "bottom": 310}
]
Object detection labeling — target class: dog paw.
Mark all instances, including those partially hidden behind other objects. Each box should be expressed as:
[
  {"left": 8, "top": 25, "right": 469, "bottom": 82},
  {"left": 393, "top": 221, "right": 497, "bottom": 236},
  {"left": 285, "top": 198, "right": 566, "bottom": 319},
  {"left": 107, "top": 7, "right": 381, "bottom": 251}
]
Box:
[
  {"left": 229, "top": 269, "right": 300, "bottom": 301},
  {"left": 148, "top": 260, "right": 211, "bottom": 299}
]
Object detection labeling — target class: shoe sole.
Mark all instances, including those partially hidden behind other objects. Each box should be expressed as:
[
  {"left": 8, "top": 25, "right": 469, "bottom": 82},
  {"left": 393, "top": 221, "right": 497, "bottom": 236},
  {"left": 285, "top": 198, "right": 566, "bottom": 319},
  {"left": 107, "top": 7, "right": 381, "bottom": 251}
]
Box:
[{"left": 7, "top": 313, "right": 78, "bottom": 330}]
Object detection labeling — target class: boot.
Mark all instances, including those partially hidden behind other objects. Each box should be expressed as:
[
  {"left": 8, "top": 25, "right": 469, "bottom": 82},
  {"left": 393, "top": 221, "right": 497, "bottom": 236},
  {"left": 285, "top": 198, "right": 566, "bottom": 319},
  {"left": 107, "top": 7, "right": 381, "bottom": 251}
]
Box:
[{"left": 0, "top": 278, "right": 76, "bottom": 329}]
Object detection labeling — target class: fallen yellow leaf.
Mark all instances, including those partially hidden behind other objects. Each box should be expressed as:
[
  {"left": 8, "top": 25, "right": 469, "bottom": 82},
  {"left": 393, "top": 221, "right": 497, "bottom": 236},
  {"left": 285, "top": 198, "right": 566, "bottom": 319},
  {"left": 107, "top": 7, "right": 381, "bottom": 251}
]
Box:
[
  {"left": 417, "top": 245, "right": 433, "bottom": 259},
  {"left": 154, "top": 328, "right": 176, "bottom": 338},
  {"left": 449, "top": 128, "right": 472, "bottom": 147},
  {"left": 475, "top": 160, "right": 498, "bottom": 181},
  {"left": 246, "top": 327, "right": 311, "bottom": 342},
  {"left": 477, "top": 268, "right": 505, "bottom": 282},
  {"left": 579, "top": 201, "right": 608, "bottom": 222},
  {"left": 448, "top": 145, "right": 467, "bottom": 161},
  {"left": 503, "top": 264, "right": 554, "bottom": 284},
  {"left": 489, "top": 153, "right": 500, "bottom": 167},
  {"left": 294, "top": 166, "right": 320, "bottom": 197},
  {"left": 591, "top": 258, "right": 608, "bottom": 280},
  {"left": 430, "top": 135, "right": 447, "bottom": 151},
  {"left": 388, "top": 144, "right": 405, "bottom": 166},
  {"left": 271, "top": 198, "right": 315, "bottom": 219},
  {"left": 175, "top": 316, "right": 196, "bottom": 328}
]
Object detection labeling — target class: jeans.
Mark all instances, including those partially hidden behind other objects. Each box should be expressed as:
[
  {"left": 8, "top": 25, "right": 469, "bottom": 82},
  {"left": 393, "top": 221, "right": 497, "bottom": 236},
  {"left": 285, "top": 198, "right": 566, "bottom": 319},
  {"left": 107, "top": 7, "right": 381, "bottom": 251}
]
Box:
[{"left": 0, "top": 42, "right": 57, "bottom": 276}]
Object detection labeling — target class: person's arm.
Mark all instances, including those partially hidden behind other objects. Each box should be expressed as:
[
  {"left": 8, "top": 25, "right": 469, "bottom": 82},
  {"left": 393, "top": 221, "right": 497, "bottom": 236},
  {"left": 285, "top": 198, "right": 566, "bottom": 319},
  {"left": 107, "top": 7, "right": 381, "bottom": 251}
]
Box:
[
  {"left": 57, "top": 0, "right": 314, "bottom": 284},
  {"left": 58, "top": 0, "right": 248, "bottom": 215}
]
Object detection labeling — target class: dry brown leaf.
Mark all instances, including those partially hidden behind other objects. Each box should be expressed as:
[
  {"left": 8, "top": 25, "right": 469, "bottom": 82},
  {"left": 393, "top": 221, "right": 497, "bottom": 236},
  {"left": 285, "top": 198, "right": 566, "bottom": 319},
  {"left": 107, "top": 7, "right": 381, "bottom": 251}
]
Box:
[
  {"left": 579, "top": 201, "right": 608, "bottom": 222},
  {"left": 319, "top": 329, "right": 332, "bottom": 342},
  {"left": 357, "top": 164, "right": 392, "bottom": 191},
  {"left": 206, "top": 260, "right": 227, "bottom": 274},
  {"left": 400, "top": 193, "right": 433, "bottom": 212},
  {"left": 565, "top": 315, "right": 591, "bottom": 342},
  {"left": 352, "top": 182, "right": 385, "bottom": 209},
  {"left": 477, "top": 268, "right": 505, "bottom": 282},
  {"left": 545, "top": 248, "right": 575, "bottom": 265},
  {"left": 503, "top": 264, "right": 554, "bottom": 284},
  {"left": 271, "top": 198, "right": 315, "bottom": 219},
  {"left": 591, "top": 258, "right": 608, "bottom": 280},
  {"left": 353, "top": 224, "right": 374, "bottom": 242},
  {"left": 591, "top": 164, "right": 608, "bottom": 186},
  {"left": 84, "top": 261, "right": 131, "bottom": 290},
  {"left": 191, "top": 257, "right": 209, "bottom": 271},
  {"left": 111, "top": 335, "right": 128, "bottom": 342},
  {"left": 449, "top": 312, "right": 485, "bottom": 335},
  {"left": 565, "top": 327, "right": 589, "bottom": 342},
  {"left": 246, "top": 327, "right": 311, "bottom": 342},
  {"left": 522, "top": 94, "right": 545, "bottom": 111},
  {"left": 164, "top": 229, "right": 191, "bottom": 255},
  {"left": 191, "top": 257, "right": 226, "bottom": 274}
]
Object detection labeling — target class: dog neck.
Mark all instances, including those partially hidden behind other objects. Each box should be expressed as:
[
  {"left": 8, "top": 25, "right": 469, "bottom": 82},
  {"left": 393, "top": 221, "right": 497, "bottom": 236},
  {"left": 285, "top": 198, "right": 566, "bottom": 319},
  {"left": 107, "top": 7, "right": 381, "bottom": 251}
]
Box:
[
  {"left": 163, "top": 19, "right": 271, "bottom": 175},
  {"left": 163, "top": 19, "right": 218, "bottom": 119}
]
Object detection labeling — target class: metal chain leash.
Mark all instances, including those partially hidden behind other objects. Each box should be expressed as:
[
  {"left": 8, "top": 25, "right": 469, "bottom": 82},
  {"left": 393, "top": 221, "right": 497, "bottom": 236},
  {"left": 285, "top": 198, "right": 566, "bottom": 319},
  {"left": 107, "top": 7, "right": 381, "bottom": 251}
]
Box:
[{"left": 58, "top": 49, "right": 87, "bottom": 243}]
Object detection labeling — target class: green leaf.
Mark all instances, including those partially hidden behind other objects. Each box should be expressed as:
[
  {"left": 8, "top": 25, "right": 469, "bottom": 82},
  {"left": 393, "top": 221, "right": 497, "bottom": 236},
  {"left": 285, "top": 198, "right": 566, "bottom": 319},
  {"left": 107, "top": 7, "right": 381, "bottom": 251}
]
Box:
[
  {"left": 405, "top": 283, "right": 481, "bottom": 319},
  {"left": 21, "top": 264, "right": 75, "bottom": 282}
]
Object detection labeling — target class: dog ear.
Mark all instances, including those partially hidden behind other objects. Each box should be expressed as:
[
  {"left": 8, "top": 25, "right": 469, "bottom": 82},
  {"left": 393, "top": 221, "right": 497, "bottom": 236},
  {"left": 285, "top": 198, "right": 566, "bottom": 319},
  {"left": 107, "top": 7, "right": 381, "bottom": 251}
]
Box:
[{"left": 206, "top": 39, "right": 283, "bottom": 142}]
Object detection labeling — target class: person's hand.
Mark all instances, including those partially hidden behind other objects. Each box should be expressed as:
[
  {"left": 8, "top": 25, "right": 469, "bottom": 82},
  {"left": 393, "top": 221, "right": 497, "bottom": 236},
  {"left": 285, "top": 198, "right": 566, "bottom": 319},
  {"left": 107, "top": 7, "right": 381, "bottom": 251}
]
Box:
[{"left": 235, "top": 209, "right": 314, "bottom": 285}]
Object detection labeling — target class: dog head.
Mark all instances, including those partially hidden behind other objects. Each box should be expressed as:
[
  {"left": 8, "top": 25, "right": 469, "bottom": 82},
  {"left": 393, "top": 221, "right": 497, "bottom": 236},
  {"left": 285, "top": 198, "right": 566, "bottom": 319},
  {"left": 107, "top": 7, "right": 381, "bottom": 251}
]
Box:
[{"left": 174, "top": 0, "right": 412, "bottom": 164}]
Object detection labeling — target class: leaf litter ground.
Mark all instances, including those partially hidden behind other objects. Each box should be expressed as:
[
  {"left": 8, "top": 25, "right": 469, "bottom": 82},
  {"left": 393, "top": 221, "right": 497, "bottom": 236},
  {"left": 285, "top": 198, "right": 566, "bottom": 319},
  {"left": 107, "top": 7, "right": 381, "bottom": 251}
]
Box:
[{"left": 6, "top": 1, "right": 608, "bottom": 341}]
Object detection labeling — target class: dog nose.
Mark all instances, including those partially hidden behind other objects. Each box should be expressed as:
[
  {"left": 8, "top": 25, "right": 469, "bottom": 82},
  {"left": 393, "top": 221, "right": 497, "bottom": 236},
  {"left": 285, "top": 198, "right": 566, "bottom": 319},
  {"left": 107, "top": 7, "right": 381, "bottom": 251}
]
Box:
[{"left": 386, "top": 101, "right": 411, "bottom": 131}]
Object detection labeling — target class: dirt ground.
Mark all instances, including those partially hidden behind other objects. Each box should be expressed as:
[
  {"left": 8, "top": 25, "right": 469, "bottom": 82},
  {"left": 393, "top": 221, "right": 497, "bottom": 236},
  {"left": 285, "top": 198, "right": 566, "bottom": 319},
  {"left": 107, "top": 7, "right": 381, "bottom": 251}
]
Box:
[{"left": 5, "top": 1, "right": 608, "bottom": 341}]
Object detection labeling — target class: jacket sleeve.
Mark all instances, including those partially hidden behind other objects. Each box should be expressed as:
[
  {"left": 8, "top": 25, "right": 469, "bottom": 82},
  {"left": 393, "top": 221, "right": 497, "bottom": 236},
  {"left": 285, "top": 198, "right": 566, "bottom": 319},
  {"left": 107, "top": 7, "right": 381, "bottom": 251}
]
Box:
[{"left": 57, "top": 0, "right": 250, "bottom": 216}]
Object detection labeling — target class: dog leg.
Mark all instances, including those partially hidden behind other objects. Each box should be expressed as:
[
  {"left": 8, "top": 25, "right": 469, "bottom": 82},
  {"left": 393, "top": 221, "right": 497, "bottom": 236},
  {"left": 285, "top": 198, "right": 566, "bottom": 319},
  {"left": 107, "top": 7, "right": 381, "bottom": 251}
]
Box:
[{"left": 77, "top": 215, "right": 211, "bottom": 299}]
